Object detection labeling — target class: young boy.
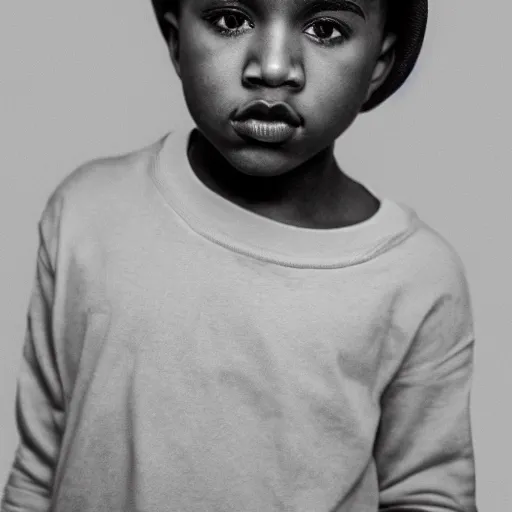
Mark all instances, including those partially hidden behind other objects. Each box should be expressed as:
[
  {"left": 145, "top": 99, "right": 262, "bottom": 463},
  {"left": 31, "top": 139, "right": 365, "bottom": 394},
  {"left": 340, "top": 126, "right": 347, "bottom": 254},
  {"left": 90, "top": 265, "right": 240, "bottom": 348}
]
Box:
[{"left": 2, "top": 0, "right": 478, "bottom": 510}]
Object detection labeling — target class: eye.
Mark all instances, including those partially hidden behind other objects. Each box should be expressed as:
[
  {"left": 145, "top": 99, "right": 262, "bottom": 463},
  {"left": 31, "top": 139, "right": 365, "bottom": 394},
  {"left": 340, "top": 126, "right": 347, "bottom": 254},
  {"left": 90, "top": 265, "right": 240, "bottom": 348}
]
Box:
[
  {"left": 207, "top": 10, "right": 254, "bottom": 37},
  {"left": 304, "top": 19, "right": 349, "bottom": 45}
]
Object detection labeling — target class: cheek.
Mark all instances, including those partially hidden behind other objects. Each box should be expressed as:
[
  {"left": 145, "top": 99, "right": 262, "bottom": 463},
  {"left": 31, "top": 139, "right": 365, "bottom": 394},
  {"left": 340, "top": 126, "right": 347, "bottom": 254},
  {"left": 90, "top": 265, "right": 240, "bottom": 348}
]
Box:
[
  {"left": 180, "top": 38, "right": 242, "bottom": 117},
  {"left": 303, "top": 61, "right": 370, "bottom": 130},
  {"left": 304, "top": 42, "right": 377, "bottom": 118}
]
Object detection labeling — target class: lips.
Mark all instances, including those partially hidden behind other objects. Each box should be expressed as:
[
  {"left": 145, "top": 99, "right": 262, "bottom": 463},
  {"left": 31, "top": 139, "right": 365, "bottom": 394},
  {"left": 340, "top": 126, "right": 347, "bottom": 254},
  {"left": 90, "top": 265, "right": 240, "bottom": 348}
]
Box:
[
  {"left": 231, "top": 100, "right": 302, "bottom": 144},
  {"left": 232, "top": 100, "right": 302, "bottom": 127}
]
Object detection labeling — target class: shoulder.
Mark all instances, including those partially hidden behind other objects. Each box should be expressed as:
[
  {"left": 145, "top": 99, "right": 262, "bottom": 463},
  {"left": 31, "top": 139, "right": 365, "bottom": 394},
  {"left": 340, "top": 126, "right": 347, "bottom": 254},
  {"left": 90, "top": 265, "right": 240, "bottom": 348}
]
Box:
[
  {"left": 48, "top": 135, "right": 166, "bottom": 211},
  {"left": 390, "top": 206, "right": 470, "bottom": 298},
  {"left": 396, "top": 206, "right": 474, "bottom": 331},
  {"left": 378, "top": 203, "right": 474, "bottom": 341},
  {"left": 388, "top": 211, "right": 476, "bottom": 375},
  {"left": 37, "top": 134, "right": 168, "bottom": 260}
]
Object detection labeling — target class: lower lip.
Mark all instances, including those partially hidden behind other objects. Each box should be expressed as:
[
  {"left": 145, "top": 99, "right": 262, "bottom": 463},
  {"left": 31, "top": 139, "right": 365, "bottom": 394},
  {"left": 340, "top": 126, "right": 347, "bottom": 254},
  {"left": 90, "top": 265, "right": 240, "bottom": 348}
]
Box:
[{"left": 231, "top": 119, "right": 297, "bottom": 144}]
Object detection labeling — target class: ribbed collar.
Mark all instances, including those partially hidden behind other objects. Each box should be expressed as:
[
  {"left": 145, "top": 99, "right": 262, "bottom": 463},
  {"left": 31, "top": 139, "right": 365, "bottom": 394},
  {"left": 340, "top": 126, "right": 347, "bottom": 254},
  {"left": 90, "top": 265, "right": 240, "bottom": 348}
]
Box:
[{"left": 151, "top": 128, "right": 419, "bottom": 269}]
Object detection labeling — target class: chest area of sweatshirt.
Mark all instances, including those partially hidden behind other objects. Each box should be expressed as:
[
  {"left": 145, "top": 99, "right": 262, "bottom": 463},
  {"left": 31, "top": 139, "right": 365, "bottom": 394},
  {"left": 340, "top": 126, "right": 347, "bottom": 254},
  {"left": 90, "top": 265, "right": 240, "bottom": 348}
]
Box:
[{"left": 57, "top": 227, "right": 414, "bottom": 419}]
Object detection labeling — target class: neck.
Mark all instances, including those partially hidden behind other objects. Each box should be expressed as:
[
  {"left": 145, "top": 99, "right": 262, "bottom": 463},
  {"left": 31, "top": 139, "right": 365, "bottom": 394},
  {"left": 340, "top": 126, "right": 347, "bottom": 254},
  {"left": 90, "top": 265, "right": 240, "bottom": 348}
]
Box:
[{"left": 187, "top": 129, "right": 378, "bottom": 229}]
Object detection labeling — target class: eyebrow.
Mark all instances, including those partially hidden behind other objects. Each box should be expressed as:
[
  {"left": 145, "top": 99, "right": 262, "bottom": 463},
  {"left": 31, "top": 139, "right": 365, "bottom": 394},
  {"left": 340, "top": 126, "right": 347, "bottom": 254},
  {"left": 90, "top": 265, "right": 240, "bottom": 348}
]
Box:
[{"left": 301, "top": 0, "right": 366, "bottom": 20}]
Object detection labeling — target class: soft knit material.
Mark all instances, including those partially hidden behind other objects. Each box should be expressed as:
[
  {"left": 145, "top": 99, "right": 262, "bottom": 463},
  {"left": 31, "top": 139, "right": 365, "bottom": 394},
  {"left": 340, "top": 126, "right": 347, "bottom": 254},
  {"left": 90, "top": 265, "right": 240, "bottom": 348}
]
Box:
[{"left": 2, "top": 129, "right": 477, "bottom": 512}]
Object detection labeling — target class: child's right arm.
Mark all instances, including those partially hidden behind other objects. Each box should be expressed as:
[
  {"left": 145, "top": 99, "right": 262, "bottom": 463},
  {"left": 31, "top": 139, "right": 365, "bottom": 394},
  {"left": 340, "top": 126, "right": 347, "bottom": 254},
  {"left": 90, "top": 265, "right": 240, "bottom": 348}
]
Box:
[{"left": 2, "top": 202, "right": 65, "bottom": 512}]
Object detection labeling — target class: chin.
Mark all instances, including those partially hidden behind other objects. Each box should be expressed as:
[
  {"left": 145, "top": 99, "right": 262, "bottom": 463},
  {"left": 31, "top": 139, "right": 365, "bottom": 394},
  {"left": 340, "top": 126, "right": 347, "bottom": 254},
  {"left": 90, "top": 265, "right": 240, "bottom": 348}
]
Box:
[{"left": 226, "top": 148, "right": 302, "bottom": 177}]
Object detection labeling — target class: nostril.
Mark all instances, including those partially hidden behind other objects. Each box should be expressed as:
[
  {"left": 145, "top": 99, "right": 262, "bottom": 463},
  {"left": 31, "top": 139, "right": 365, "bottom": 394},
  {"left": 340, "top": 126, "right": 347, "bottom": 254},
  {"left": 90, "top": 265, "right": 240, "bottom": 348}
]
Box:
[
  {"left": 243, "top": 73, "right": 303, "bottom": 90},
  {"left": 243, "top": 75, "right": 265, "bottom": 88}
]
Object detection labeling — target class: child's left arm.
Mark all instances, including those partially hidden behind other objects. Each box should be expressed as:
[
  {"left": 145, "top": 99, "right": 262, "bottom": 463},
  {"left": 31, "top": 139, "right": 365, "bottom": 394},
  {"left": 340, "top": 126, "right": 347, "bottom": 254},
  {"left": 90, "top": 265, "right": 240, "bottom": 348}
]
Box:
[{"left": 374, "top": 261, "right": 478, "bottom": 512}]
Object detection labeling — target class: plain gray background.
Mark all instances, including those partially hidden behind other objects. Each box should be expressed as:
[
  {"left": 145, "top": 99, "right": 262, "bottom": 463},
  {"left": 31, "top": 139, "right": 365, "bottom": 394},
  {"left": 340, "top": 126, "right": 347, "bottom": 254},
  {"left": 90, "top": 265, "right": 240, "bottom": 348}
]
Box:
[{"left": 0, "top": 0, "right": 510, "bottom": 509}]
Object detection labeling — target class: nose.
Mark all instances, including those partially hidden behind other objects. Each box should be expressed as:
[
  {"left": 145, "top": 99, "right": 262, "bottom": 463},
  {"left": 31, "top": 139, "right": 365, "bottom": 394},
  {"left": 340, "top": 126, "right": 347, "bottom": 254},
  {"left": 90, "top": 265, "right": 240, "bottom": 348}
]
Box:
[{"left": 242, "top": 23, "right": 305, "bottom": 91}]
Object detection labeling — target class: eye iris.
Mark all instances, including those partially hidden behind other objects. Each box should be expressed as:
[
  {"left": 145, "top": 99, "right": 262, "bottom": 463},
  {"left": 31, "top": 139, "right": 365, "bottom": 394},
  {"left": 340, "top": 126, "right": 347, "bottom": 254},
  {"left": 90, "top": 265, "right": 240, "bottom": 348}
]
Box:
[
  {"left": 314, "top": 22, "right": 334, "bottom": 38},
  {"left": 225, "top": 13, "right": 243, "bottom": 29}
]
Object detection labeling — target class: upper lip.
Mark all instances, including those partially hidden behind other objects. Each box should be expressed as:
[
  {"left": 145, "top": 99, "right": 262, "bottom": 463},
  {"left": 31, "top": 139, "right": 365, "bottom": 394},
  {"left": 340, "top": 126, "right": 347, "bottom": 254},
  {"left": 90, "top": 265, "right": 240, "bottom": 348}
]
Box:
[{"left": 232, "top": 100, "right": 302, "bottom": 127}]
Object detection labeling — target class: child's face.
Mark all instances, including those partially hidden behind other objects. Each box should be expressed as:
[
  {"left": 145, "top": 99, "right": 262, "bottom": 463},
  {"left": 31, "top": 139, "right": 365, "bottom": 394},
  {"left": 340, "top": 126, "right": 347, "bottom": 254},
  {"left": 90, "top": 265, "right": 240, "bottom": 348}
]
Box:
[{"left": 166, "top": 0, "right": 394, "bottom": 177}]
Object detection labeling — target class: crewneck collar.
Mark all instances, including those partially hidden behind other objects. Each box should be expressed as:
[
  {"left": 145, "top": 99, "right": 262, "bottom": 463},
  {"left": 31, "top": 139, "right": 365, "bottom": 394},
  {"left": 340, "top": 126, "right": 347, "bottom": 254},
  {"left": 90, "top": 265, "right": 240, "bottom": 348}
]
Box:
[{"left": 151, "top": 128, "right": 419, "bottom": 269}]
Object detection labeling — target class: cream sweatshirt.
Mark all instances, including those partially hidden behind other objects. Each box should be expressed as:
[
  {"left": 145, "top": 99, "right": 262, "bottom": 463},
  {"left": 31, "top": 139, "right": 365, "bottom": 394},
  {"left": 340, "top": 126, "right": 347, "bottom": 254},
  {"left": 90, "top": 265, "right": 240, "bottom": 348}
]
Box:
[{"left": 2, "top": 129, "right": 477, "bottom": 512}]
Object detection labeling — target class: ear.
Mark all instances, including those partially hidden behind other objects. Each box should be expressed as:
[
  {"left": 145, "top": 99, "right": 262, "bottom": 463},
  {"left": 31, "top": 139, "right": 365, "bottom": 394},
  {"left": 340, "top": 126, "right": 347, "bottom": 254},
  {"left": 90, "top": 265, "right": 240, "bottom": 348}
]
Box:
[
  {"left": 163, "top": 11, "right": 181, "bottom": 78},
  {"left": 365, "top": 32, "right": 397, "bottom": 102}
]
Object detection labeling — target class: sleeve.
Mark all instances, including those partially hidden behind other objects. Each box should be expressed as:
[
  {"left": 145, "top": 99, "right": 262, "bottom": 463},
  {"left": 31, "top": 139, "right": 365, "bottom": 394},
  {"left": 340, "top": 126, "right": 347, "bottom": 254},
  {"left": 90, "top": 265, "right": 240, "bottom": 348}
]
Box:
[
  {"left": 374, "top": 262, "right": 478, "bottom": 512},
  {"left": 2, "top": 207, "right": 65, "bottom": 512}
]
